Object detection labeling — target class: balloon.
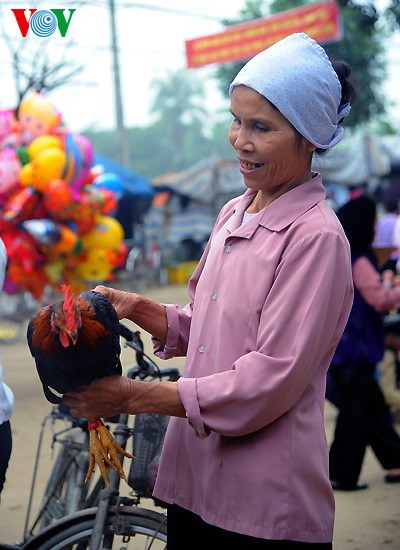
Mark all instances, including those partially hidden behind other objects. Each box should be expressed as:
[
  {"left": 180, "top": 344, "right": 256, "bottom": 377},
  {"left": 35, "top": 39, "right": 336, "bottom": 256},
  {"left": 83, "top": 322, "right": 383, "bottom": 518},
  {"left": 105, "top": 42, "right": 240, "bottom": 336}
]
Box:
[
  {"left": 27, "top": 134, "right": 63, "bottom": 160},
  {"left": 70, "top": 198, "right": 96, "bottom": 235},
  {"left": 86, "top": 164, "right": 104, "bottom": 185},
  {"left": 0, "top": 108, "right": 20, "bottom": 149},
  {"left": 44, "top": 258, "right": 66, "bottom": 283},
  {"left": 8, "top": 261, "right": 48, "bottom": 298},
  {"left": 0, "top": 108, "right": 17, "bottom": 141},
  {"left": 0, "top": 147, "right": 21, "bottom": 198},
  {"left": 18, "top": 91, "right": 61, "bottom": 143},
  {"left": 3, "top": 276, "right": 19, "bottom": 295},
  {"left": 49, "top": 225, "right": 81, "bottom": 255},
  {"left": 18, "top": 162, "right": 34, "bottom": 186},
  {"left": 62, "top": 132, "right": 94, "bottom": 197},
  {"left": 81, "top": 215, "right": 124, "bottom": 251},
  {"left": 20, "top": 148, "right": 67, "bottom": 191},
  {"left": 2, "top": 228, "right": 41, "bottom": 273},
  {"left": 22, "top": 219, "right": 62, "bottom": 247},
  {"left": 42, "top": 178, "right": 74, "bottom": 220},
  {"left": 2, "top": 187, "right": 39, "bottom": 224},
  {"left": 16, "top": 146, "right": 30, "bottom": 166},
  {"left": 110, "top": 241, "right": 128, "bottom": 269},
  {"left": 83, "top": 185, "right": 118, "bottom": 215},
  {"left": 29, "top": 199, "right": 47, "bottom": 221},
  {"left": 76, "top": 248, "right": 113, "bottom": 282},
  {"left": 92, "top": 173, "right": 123, "bottom": 195}
]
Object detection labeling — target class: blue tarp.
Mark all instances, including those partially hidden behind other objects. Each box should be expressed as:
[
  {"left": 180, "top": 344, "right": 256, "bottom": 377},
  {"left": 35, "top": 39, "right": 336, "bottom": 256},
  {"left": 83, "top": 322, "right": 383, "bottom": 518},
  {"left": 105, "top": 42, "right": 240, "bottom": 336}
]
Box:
[
  {"left": 93, "top": 154, "right": 154, "bottom": 239},
  {"left": 93, "top": 154, "right": 154, "bottom": 199}
]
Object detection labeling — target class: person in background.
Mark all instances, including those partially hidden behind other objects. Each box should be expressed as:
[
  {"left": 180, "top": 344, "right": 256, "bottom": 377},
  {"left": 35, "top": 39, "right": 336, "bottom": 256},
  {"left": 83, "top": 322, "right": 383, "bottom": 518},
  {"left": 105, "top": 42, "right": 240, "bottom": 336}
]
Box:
[
  {"left": 0, "top": 238, "right": 14, "bottom": 499},
  {"left": 64, "top": 33, "right": 355, "bottom": 548},
  {"left": 373, "top": 196, "right": 399, "bottom": 273},
  {"left": 329, "top": 195, "right": 400, "bottom": 491},
  {"left": 378, "top": 313, "right": 400, "bottom": 423}
]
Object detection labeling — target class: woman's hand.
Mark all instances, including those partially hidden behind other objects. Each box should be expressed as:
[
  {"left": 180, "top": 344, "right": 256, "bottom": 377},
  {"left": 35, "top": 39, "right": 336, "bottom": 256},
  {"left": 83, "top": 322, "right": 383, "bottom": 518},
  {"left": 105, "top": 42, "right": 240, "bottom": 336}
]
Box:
[
  {"left": 63, "top": 375, "right": 186, "bottom": 419},
  {"left": 94, "top": 284, "right": 168, "bottom": 342},
  {"left": 63, "top": 374, "right": 134, "bottom": 419},
  {"left": 94, "top": 285, "right": 140, "bottom": 320}
]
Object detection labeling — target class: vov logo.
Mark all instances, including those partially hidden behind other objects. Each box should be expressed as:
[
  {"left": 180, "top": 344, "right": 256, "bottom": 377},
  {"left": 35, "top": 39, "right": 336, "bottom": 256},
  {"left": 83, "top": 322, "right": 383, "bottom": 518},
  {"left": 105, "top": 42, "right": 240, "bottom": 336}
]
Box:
[{"left": 11, "top": 9, "right": 76, "bottom": 38}]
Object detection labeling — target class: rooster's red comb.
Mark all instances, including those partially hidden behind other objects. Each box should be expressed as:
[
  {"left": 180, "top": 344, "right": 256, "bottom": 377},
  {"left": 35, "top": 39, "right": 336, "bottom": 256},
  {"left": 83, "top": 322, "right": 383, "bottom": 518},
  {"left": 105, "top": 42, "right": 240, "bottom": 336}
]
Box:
[{"left": 60, "top": 284, "right": 76, "bottom": 324}]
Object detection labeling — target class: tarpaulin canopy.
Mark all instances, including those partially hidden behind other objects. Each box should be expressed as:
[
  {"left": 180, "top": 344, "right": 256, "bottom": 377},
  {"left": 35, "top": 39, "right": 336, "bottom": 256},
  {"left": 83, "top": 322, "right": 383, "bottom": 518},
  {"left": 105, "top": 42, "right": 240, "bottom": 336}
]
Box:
[
  {"left": 93, "top": 154, "right": 154, "bottom": 199},
  {"left": 145, "top": 157, "right": 246, "bottom": 248},
  {"left": 311, "top": 132, "right": 391, "bottom": 186}
]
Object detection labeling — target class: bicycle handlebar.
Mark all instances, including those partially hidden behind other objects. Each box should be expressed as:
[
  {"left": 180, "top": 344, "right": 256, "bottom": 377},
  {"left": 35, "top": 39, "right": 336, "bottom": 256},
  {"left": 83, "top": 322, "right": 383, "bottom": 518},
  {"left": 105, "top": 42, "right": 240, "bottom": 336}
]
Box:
[{"left": 119, "top": 322, "right": 180, "bottom": 382}]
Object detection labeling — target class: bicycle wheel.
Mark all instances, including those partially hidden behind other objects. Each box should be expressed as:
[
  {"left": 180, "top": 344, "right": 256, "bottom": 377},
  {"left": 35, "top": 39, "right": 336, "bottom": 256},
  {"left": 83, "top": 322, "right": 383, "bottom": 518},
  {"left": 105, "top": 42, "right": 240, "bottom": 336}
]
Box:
[
  {"left": 37, "top": 431, "right": 91, "bottom": 530},
  {"left": 21, "top": 506, "right": 167, "bottom": 549}
]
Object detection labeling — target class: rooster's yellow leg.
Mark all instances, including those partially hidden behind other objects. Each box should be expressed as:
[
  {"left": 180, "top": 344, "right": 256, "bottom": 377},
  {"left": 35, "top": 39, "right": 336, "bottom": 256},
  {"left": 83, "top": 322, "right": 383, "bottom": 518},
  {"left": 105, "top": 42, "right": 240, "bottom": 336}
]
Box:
[
  {"left": 86, "top": 420, "right": 119, "bottom": 487},
  {"left": 96, "top": 424, "right": 133, "bottom": 482}
]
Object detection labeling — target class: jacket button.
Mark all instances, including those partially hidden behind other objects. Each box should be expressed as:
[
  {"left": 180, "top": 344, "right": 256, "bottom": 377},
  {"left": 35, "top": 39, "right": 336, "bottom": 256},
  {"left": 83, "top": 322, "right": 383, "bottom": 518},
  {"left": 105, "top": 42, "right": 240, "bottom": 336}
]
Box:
[
  {"left": 198, "top": 345, "right": 206, "bottom": 353},
  {"left": 225, "top": 245, "right": 232, "bottom": 253},
  {"left": 212, "top": 292, "right": 219, "bottom": 300}
]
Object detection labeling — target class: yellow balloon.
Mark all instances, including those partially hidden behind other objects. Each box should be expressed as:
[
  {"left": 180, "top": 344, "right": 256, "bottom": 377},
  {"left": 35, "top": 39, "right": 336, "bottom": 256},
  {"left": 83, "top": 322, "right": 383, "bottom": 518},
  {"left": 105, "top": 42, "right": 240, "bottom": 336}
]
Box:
[
  {"left": 27, "top": 135, "right": 63, "bottom": 160},
  {"left": 76, "top": 248, "right": 113, "bottom": 281},
  {"left": 44, "top": 258, "right": 66, "bottom": 283},
  {"left": 19, "top": 163, "right": 34, "bottom": 186},
  {"left": 81, "top": 215, "right": 124, "bottom": 251},
  {"left": 32, "top": 148, "right": 67, "bottom": 190}
]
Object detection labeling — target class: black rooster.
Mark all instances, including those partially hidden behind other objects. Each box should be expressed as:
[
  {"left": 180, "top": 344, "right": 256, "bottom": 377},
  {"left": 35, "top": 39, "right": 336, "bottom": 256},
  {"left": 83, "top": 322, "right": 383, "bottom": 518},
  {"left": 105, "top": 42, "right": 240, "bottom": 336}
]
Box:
[{"left": 27, "top": 284, "right": 132, "bottom": 486}]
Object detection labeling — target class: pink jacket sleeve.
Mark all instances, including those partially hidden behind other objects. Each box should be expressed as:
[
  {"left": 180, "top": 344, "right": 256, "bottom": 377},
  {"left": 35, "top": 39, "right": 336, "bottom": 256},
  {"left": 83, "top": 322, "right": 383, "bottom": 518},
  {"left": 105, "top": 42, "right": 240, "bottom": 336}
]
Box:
[{"left": 353, "top": 256, "right": 400, "bottom": 312}]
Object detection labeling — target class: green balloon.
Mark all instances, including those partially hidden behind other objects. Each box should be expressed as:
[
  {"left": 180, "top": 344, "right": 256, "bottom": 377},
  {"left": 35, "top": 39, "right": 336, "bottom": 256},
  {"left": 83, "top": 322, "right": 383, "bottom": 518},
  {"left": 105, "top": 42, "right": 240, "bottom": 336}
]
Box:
[{"left": 16, "top": 146, "right": 30, "bottom": 166}]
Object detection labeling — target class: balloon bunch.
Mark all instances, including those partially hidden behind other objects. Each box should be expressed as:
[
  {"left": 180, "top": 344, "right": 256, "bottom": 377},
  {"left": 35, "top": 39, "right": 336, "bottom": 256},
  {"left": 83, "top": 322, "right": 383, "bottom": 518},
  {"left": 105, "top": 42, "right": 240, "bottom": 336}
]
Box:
[{"left": 0, "top": 91, "right": 127, "bottom": 299}]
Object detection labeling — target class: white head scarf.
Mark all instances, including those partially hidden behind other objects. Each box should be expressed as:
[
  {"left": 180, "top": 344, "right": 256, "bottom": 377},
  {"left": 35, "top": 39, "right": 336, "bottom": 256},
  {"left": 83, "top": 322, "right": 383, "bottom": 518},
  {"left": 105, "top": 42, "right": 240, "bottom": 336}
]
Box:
[{"left": 229, "top": 33, "right": 351, "bottom": 149}]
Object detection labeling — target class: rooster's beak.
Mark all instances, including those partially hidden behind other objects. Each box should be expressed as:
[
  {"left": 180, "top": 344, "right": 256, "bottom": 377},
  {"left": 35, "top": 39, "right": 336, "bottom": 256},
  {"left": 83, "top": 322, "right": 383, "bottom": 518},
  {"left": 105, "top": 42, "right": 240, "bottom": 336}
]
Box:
[
  {"left": 60, "top": 329, "right": 78, "bottom": 347},
  {"left": 67, "top": 331, "right": 78, "bottom": 345}
]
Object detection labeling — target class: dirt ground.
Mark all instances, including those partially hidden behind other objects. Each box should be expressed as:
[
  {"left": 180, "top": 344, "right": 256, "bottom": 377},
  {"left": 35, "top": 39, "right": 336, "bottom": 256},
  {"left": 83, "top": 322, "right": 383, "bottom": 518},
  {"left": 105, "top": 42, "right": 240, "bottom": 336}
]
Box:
[{"left": 0, "top": 283, "right": 399, "bottom": 548}]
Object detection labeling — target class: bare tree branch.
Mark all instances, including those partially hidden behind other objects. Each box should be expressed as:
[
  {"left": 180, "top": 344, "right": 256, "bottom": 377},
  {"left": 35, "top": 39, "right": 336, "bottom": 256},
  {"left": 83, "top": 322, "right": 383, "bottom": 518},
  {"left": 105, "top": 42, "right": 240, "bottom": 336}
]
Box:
[{"left": 0, "top": 28, "right": 84, "bottom": 105}]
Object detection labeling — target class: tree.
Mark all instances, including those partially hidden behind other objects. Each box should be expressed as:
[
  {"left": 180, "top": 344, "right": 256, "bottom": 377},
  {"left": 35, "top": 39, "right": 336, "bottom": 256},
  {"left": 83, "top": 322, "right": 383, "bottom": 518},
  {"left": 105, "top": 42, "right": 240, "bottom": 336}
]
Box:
[
  {"left": 84, "top": 71, "right": 216, "bottom": 179},
  {"left": 215, "top": 0, "right": 399, "bottom": 127},
  {"left": 1, "top": 32, "right": 83, "bottom": 105},
  {"left": 148, "top": 70, "right": 208, "bottom": 172}
]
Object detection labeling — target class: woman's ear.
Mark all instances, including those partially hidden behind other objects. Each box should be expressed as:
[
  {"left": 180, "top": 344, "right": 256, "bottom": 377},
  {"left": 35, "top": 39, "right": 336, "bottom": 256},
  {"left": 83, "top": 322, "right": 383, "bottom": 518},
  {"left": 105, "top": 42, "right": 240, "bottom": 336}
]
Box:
[{"left": 304, "top": 138, "right": 317, "bottom": 153}]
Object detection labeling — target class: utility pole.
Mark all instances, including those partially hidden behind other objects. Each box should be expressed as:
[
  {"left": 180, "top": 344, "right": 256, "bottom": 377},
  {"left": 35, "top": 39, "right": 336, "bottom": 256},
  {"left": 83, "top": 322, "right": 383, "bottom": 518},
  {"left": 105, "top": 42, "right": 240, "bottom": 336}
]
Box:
[{"left": 109, "top": 0, "right": 130, "bottom": 166}]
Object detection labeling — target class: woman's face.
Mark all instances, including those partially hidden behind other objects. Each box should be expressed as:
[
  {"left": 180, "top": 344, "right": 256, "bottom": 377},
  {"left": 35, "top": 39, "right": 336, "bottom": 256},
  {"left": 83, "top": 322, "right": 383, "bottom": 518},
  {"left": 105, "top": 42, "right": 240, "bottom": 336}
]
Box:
[{"left": 229, "top": 85, "right": 315, "bottom": 207}]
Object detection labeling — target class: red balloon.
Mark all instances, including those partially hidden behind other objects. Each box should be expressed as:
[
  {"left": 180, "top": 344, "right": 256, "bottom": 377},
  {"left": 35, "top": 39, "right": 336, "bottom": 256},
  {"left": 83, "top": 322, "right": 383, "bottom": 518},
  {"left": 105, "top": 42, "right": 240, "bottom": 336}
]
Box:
[
  {"left": 2, "top": 187, "right": 39, "bottom": 225},
  {"left": 42, "top": 178, "right": 74, "bottom": 220}
]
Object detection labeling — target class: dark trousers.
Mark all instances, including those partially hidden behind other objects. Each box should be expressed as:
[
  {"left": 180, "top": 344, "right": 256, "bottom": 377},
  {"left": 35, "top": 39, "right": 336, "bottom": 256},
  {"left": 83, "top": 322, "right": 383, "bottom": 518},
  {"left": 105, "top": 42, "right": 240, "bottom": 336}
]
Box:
[
  {"left": 329, "top": 362, "right": 400, "bottom": 486},
  {"left": 167, "top": 504, "right": 332, "bottom": 549},
  {"left": 0, "top": 420, "right": 12, "bottom": 494}
]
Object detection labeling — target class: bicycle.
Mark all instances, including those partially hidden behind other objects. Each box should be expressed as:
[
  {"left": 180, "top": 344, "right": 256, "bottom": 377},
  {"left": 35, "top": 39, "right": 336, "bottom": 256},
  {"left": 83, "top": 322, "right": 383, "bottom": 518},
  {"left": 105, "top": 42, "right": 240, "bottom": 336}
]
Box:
[
  {"left": 117, "top": 236, "right": 166, "bottom": 292},
  {"left": 0, "top": 286, "right": 60, "bottom": 344},
  {"left": 0, "top": 291, "right": 38, "bottom": 344},
  {"left": 4, "top": 322, "right": 180, "bottom": 549}
]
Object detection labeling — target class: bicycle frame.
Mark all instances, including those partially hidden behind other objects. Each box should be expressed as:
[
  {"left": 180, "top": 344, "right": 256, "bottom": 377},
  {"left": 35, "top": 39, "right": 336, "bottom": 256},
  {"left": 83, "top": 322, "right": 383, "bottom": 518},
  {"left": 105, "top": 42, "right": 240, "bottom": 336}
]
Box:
[
  {"left": 89, "top": 413, "right": 131, "bottom": 549},
  {"left": 12, "top": 322, "right": 179, "bottom": 549}
]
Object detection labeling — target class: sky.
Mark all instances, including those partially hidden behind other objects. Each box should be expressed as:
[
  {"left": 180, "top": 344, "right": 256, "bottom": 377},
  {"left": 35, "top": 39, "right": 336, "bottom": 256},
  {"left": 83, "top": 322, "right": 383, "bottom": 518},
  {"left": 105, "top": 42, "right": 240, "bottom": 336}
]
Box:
[{"left": 0, "top": 0, "right": 399, "bottom": 136}]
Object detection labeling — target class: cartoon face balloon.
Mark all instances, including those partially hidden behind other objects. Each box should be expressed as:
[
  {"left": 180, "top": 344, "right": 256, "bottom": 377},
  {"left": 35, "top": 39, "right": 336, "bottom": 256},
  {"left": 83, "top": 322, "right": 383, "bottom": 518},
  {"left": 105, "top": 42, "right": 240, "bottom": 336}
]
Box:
[
  {"left": 76, "top": 248, "right": 114, "bottom": 282},
  {"left": 0, "top": 147, "right": 21, "bottom": 198},
  {"left": 0, "top": 109, "right": 20, "bottom": 149},
  {"left": 18, "top": 91, "right": 61, "bottom": 143},
  {"left": 81, "top": 215, "right": 124, "bottom": 251}
]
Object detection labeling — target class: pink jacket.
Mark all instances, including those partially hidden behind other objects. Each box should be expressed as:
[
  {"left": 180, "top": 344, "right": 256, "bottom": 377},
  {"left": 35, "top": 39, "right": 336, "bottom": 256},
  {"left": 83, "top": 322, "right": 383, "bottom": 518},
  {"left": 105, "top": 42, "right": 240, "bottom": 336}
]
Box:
[{"left": 153, "top": 175, "right": 353, "bottom": 543}]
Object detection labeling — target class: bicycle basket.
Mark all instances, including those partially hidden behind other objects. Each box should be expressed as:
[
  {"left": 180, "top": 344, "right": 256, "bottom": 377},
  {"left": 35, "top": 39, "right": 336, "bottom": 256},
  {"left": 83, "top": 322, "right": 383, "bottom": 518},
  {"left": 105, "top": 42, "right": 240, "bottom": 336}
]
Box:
[{"left": 128, "top": 413, "right": 170, "bottom": 497}]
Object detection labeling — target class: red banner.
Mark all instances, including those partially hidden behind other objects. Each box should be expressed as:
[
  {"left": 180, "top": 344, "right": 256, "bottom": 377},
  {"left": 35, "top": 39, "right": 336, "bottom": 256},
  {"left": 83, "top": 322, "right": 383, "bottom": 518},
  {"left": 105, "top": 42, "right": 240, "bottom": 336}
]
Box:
[{"left": 185, "top": 1, "right": 342, "bottom": 69}]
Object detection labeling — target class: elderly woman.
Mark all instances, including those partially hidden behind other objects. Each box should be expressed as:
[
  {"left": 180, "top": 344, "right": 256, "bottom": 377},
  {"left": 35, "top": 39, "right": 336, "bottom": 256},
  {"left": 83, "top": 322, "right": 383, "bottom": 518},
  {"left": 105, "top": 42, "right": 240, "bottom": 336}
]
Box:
[{"left": 64, "top": 33, "right": 355, "bottom": 548}]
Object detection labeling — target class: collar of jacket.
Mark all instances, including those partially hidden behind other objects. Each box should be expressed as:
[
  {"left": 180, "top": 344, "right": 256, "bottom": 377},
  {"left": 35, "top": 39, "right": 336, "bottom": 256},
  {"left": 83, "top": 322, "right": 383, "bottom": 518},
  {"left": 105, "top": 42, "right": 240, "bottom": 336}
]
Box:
[{"left": 226, "top": 173, "right": 326, "bottom": 237}]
